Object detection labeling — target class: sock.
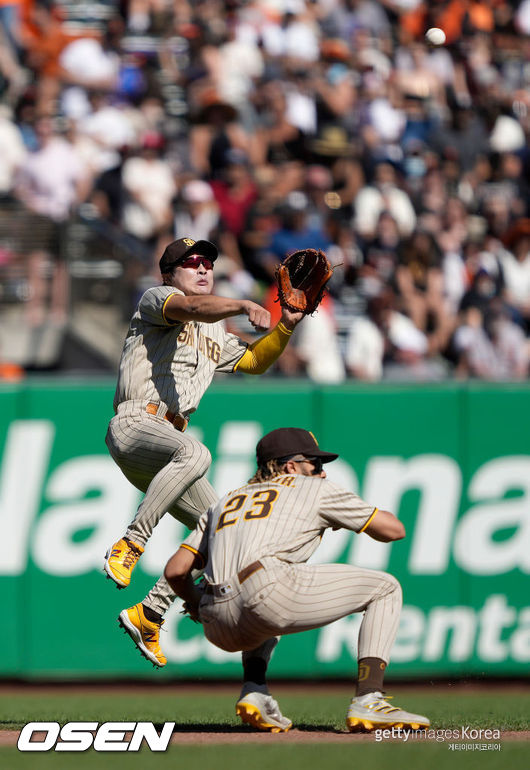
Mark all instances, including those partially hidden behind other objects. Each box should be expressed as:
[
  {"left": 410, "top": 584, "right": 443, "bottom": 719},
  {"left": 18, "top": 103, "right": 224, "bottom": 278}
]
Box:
[
  {"left": 356, "top": 657, "right": 387, "bottom": 696},
  {"left": 242, "top": 657, "right": 267, "bottom": 686},
  {"left": 142, "top": 604, "right": 163, "bottom": 624}
]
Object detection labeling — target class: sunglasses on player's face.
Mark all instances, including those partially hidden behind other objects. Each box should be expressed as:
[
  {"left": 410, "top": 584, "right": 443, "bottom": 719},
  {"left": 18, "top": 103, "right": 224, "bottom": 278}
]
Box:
[
  {"left": 301, "top": 457, "right": 323, "bottom": 475},
  {"left": 280, "top": 455, "right": 323, "bottom": 475},
  {"left": 178, "top": 256, "right": 214, "bottom": 271}
]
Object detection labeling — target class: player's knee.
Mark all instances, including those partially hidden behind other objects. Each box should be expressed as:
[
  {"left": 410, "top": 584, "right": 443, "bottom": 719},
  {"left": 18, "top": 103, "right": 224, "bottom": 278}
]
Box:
[
  {"left": 194, "top": 443, "right": 212, "bottom": 474},
  {"left": 375, "top": 571, "right": 402, "bottom": 601},
  {"left": 385, "top": 573, "right": 402, "bottom": 602},
  {"left": 173, "top": 439, "right": 211, "bottom": 475}
]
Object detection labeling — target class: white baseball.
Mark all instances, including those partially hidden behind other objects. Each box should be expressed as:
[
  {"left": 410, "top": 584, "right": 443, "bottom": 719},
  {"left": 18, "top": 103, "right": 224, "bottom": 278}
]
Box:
[{"left": 425, "top": 27, "right": 446, "bottom": 46}]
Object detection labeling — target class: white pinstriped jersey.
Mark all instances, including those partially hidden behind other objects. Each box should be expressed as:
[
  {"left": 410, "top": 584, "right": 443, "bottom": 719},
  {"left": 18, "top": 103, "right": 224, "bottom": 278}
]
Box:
[
  {"left": 113, "top": 285, "right": 248, "bottom": 415},
  {"left": 182, "top": 475, "right": 377, "bottom": 583}
]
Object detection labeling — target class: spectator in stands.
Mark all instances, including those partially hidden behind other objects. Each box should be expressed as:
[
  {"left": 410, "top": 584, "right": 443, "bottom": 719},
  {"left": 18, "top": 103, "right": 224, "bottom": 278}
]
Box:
[
  {"left": 188, "top": 89, "right": 252, "bottom": 178},
  {"left": 209, "top": 148, "right": 258, "bottom": 264},
  {"left": 430, "top": 102, "right": 489, "bottom": 174},
  {"left": 19, "top": 1, "right": 100, "bottom": 114},
  {"left": 14, "top": 115, "right": 90, "bottom": 324},
  {"left": 0, "top": 0, "right": 21, "bottom": 58},
  {"left": 260, "top": 190, "right": 332, "bottom": 279},
  {"left": 0, "top": 14, "right": 24, "bottom": 103},
  {"left": 354, "top": 160, "right": 416, "bottom": 239},
  {"left": 394, "top": 41, "right": 447, "bottom": 107},
  {"left": 210, "top": 149, "right": 258, "bottom": 238},
  {"left": 76, "top": 89, "right": 136, "bottom": 174},
  {"left": 396, "top": 228, "right": 453, "bottom": 354},
  {"left": 125, "top": 0, "right": 166, "bottom": 34},
  {"left": 174, "top": 179, "right": 220, "bottom": 244},
  {"left": 204, "top": 17, "right": 264, "bottom": 115},
  {"left": 360, "top": 211, "right": 401, "bottom": 297},
  {"left": 295, "top": 296, "right": 346, "bottom": 384},
  {"left": 0, "top": 103, "right": 26, "bottom": 195},
  {"left": 121, "top": 130, "right": 177, "bottom": 246},
  {"left": 499, "top": 219, "right": 530, "bottom": 332},
  {"left": 345, "top": 294, "right": 387, "bottom": 382},
  {"left": 90, "top": 147, "right": 128, "bottom": 227},
  {"left": 58, "top": 21, "right": 120, "bottom": 95},
  {"left": 452, "top": 302, "right": 529, "bottom": 380},
  {"left": 459, "top": 267, "right": 503, "bottom": 317},
  {"left": 253, "top": 79, "right": 307, "bottom": 166},
  {"left": 346, "top": 288, "right": 444, "bottom": 381},
  {"left": 485, "top": 301, "right": 529, "bottom": 380},
  {"left": 442, "top": 234, "right": 501, "bottom": 317}
]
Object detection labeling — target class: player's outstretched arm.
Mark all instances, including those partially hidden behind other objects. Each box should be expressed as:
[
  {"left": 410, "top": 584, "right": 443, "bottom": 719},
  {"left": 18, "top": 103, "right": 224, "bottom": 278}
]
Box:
[
  {"left": 363, "top": 509, "right": 405, "bottom": 542},
  {"left": 279, "top": 306, "right": 305, "bottom": 331},
  {"left": 164, "top": 294, "right": 271, "bottom": 331},
  {"left": 235, "top": 307, "right": 305, "bottom": 375}
]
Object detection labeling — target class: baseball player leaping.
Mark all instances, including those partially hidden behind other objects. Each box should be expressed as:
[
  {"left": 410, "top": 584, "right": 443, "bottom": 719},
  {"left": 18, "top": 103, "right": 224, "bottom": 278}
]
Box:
[
  {"left": 164, "top": 427, "right": 430, "bottom": 733},
  {"left": 104, "top": 238, "right": 304, "bottom": 666}
]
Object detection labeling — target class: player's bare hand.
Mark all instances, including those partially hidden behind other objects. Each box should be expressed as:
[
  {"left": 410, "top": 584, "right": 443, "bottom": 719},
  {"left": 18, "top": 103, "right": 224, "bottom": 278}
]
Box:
[
  {"left": 280, "top": 306, "right": 305, "bottom": 331},
  {"left": 181, "top": 600, "right": 200, "bottom": 623},
  {"left": 242, "top": 301, "right": 271, "bottom": 331}
]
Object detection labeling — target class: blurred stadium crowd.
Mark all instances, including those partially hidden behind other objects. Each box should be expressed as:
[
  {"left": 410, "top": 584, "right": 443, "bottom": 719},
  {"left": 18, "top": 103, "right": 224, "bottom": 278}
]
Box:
[{"left": 0, "top": 0, "right": 529, "bottom": 381}]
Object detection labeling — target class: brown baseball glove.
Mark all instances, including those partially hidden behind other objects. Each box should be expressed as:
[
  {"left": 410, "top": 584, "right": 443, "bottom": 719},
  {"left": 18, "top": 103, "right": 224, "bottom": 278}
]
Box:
[{"left": 275, "top": 248, "right": 334, "bottom": 315}]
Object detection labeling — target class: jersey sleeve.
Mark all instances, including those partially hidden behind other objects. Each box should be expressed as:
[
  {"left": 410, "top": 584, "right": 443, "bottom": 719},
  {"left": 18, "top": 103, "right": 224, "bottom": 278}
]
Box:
[
  {"left": 138, "top": 286, "right": 185, "bottom": 327},
  {"left": 318, "top": 481, "right": 377, "bottom": 533},
  {"left": 215, "top": 327, "right": 249, "bottom": 373},
  {"left": 181, "top": 508, "right": 210, "bottom": 567}
]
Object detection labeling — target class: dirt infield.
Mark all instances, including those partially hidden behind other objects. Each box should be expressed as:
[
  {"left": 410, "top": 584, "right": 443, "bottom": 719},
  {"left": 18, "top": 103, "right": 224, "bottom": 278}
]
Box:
[{"left": 2, "top": 681, "right": 529, "bottom": 747}]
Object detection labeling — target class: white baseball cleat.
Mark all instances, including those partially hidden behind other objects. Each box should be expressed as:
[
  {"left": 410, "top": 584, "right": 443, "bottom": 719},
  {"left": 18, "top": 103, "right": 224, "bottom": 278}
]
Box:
[
  {"left": 346, "top": 691, "right": 430, "bottom": 732},
  {"left": 236, "top": 683, "right": 292, "bottom": 733}
]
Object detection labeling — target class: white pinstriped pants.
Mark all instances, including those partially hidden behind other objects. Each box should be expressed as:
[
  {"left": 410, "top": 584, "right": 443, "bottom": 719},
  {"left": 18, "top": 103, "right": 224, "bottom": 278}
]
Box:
[
  {"left": 199, "top": 558, "right": 402, "bottom": 664},
  {"left": 105, "top": 401, "right": 218, "bottom": 613}
]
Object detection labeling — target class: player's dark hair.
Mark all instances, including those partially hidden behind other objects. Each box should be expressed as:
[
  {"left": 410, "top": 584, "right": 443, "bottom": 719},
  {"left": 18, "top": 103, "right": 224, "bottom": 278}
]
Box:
[
  {"left": 162, "top": 267, "right": 176, "bottom": 285},
  {"left": 248, "top": 459, "right": 286, "bottom": 484}
]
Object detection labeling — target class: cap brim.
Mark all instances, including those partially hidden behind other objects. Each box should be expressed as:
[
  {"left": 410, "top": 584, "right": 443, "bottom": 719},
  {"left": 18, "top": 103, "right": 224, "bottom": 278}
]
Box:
[
  {"left": 259, "top": 448, "right": 338, "bottom": 464},
  {"left": 311, "top": 450, "right": 339, "bottom": 463}
]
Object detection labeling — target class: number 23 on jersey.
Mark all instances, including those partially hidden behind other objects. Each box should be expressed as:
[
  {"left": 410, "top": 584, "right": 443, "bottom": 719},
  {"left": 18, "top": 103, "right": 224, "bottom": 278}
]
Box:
[{"left": 216, "top": 490, "right": 279, "bottom": 531}]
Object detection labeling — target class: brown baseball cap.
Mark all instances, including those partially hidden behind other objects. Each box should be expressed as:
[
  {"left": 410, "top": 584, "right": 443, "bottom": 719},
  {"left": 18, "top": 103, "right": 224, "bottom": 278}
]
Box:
[
  {"left": 256, "top": 427, "right": 338, "bottom": 465},
  {"left": 159, "top": 238, "right": 218, "bottom": 273}
]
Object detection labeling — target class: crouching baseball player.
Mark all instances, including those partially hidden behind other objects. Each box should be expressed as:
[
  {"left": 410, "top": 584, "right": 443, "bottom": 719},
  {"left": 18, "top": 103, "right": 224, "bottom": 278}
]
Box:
[{"left": 164, "top": 427, "right": 430, "bottom": 733}]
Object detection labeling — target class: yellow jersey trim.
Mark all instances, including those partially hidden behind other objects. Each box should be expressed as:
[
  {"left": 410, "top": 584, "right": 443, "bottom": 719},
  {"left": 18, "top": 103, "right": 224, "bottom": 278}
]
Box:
[
  {"left": 162, "top": 292, "right": 180, "bottom": 325},
  {"left": 359, "top": 507, "right": 378, "bottom": 533},
  {"left": 180, "top": 543, "right": 205, "bottom": 567}
]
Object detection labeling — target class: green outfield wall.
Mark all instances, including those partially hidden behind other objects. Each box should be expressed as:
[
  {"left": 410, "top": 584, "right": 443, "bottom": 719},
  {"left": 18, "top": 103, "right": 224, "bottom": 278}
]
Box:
[{"left": 1, "top": 379, "right": 529, "bottom": 679}]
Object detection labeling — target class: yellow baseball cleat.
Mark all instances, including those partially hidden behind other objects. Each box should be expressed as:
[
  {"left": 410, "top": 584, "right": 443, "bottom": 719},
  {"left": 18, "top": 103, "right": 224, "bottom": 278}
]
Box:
[
  {"left": 104, "top": 538, "right": 144, "bottom": 588},
  {"left": 346, "top": 692, "right": 430, "bottom": 732},
  {"left": 118, "top": 603, "right": 167, "bottom": 667},
  {"left": 236, "top": 684, "right": 292, "bottom": 733}
]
